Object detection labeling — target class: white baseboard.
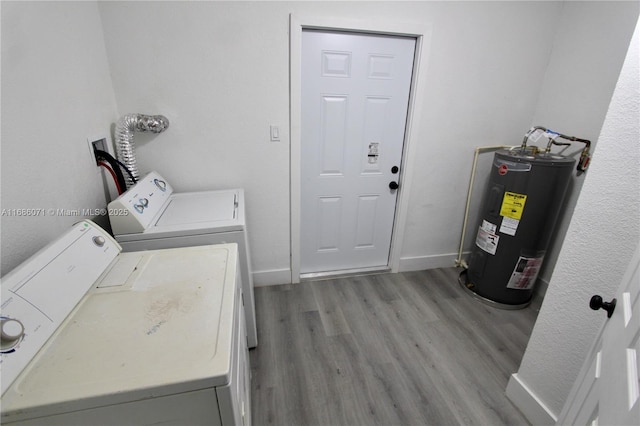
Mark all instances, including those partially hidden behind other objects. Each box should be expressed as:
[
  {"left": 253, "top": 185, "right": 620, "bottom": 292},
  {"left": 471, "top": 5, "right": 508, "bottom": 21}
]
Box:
[
  {"left": 506, "top": 373, "right": 557, "bottom": 425},
  {"left": 252, "top": 268, "right": 291, "bottom": 287},
  {"left": 397, "top": 252, "right": 462, "bottom": 272},
  {"left": 255, "top": 253, "right": 467, "bottom": 287}
]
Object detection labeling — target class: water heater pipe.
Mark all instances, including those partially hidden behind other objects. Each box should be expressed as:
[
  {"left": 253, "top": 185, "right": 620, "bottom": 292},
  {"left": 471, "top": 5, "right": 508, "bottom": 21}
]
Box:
[
  {"left": 455, "top": 145, "right": 515, "bottom": 269},
  {"left": 521, "top": 125, "right": 591, "bottom": 172},
  {"left": 115, "top": 113, "right": 170, "bottom": 187}
]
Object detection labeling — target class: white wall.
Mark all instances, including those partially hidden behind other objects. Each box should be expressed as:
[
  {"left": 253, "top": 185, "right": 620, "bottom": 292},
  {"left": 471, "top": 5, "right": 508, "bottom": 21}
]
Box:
[
  {"left": 391, "top": 0, "right": 562, "bottom": 268},
  {"left": 507, "top": 16, "right": 640, "bottom": 423},
  {"left": 97, "top": 1, "right": 293, "bottom": 284},
  {"left": 1, "top": 1, "right": 118, "bottom": 275},
  {"left": 532, "top": 0, "right": 640, "bottom": 287},
  {"left": 97, "top": 0, "right": 568, "bottom": 284}
]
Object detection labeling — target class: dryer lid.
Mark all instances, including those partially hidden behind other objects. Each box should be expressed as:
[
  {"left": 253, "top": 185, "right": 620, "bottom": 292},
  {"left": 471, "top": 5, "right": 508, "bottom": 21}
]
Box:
[{"left": 155, "top": 191, "right": 237, "bottom": 227}]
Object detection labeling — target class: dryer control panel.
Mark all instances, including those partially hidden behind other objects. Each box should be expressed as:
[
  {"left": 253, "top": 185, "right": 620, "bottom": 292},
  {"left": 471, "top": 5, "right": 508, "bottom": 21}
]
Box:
[{"left": 108, "top": 171, "right": 174, "bottom": 234}]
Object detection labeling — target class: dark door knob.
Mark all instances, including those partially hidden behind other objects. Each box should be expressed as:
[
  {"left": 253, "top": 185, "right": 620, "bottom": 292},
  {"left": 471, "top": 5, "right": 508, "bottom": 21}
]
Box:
[
  {"left": 589, "top": 295, "right": 616, "bottom": 318},
  {"left": 389, "top": 181, "right": 399, "bottom": 190},
  {"left": 391, "top": 166, "right": 399, "bottom": 174}
]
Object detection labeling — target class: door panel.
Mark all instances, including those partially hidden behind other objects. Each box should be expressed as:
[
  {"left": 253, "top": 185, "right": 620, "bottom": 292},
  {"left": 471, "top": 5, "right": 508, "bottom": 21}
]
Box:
[
  {"left": 558, "top": 244, "right": 640, "bottom": 425},
  {"left": 599, "top": 252, "right": 640, "bottom": 424},
  {"left": 301, "top": 30, "right": 415, "bottom": 274},
  {"left": 317, "top": 196, "right": 342, "bottom": 251},
  {"left": 355, "top": 195, "right": 379, "bottom": 248},
  {"left": 319, "top": 96, "right": 348, "bottom": 175}
]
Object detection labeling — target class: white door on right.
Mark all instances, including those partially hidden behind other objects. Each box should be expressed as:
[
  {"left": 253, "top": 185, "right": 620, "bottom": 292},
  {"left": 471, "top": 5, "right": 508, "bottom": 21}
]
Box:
[
  {"left": 557, "top": 243, "right": 640, "bottom": 425},
  {"left": 300, "top": 30, "right": 415, "bottom": 275}
]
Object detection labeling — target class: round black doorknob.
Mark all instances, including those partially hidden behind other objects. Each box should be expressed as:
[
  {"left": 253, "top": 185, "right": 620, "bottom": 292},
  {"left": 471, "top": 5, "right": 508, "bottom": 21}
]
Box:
[
  {"left": 589, "top": 295, "right": 616, "bottom": 318},
  {"left": 391, "top": 166, "right": 399, "bottom": 174},
  {"left": 389, "top": 181, "right": 399, "bottom": 190}
]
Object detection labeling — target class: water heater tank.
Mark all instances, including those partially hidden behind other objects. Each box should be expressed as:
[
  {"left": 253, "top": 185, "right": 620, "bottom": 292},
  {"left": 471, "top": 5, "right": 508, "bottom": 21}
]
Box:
[{"left": 461, "top": 148, "right": 575, "bottom": 308}]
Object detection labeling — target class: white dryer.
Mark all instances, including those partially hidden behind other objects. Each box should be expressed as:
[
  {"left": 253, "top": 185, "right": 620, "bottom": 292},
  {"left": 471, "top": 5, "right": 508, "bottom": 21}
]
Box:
[
  {"left": 107, "top": 171, "right": 257, "bottom": 348},
  {"left": 1, "top": 221, "right": 250, "bottom": 426}
]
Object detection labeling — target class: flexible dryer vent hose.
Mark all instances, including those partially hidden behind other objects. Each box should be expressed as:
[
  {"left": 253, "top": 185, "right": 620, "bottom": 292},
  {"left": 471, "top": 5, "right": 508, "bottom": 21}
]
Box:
[{"left": 115, "top": 113, "right": 170, "bottom": 187}]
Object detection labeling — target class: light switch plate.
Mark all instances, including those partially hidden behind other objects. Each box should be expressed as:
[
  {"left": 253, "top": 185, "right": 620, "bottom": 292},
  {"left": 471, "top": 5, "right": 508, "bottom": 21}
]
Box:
[{"left": 270, "top": 125, "right": 280, "bottom": 142}]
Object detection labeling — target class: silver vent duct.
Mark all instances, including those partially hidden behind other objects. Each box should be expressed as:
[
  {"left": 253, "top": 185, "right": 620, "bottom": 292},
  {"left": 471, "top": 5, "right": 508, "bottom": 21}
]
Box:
[{"left": 115, "top": 113, "right": 170, "bottom": 186}]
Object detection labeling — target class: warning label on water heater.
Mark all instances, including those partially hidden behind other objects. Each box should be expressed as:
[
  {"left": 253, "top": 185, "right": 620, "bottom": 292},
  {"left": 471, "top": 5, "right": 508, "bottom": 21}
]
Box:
[
  {"left": 476, "top": 220, "right": 499, "bottom": 255},
  {"left": 506, "top": 255, "right": 544, "bottom": 290},
  {"left": 500, "top": 217, "right": 520, "bottom": 236},
  {"left": 500, "top": 192, "right": 527, "bottom": 220}
]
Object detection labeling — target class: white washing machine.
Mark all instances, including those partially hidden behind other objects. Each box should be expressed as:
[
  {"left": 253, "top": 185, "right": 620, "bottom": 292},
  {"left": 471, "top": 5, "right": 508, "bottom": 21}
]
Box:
[
  {"left": 1, "top": 221, "right": 251, "bottom": 426},
  {"left": 107, "top": 171, "right": 257, "bottom": 348}
]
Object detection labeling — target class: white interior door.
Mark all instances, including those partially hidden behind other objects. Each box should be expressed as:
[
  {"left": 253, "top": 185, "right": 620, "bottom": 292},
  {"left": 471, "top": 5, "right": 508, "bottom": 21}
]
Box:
[
  {"left": 300, "top": 30, "right": 415, "bottom": 275},
  {"left": 557, "top": 243, "right": 640, "bottom": 425}
]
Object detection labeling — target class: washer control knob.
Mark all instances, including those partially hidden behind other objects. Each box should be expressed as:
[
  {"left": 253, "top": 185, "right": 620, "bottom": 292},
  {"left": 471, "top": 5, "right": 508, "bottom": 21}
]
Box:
[
  {"left": 1, "top": 318, "right": 25, "bottom": 343},
  {"left": 93, "top": 236, "right": 106, "bottom": 247},
  {"left": 154, "top": 179, "right": 167, "bottom": 192},
  {"left": 134, "top": 198, "right": 149, "bottom": 214}
]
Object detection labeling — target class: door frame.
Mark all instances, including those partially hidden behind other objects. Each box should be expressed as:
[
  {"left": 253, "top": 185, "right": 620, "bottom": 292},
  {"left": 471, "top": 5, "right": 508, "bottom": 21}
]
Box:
[{"left": 289, "top": 14, "right": 432, "bottom": 283}]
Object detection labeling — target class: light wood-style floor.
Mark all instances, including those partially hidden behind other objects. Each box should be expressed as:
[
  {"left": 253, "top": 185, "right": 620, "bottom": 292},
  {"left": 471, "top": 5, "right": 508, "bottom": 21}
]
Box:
[{"left": 249, "top": 268, "right": 540, "bottom": 426}]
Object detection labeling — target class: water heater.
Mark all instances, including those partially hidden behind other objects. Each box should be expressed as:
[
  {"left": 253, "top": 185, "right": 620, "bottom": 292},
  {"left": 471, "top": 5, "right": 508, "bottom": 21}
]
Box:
[{"left": 460, "top": 127, "right": 590, "bottom": 308}]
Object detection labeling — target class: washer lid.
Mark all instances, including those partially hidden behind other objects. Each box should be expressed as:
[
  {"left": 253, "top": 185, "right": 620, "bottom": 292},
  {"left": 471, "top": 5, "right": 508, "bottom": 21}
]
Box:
[
  {"left": 155, "top": 191, "right": 237, "bottom": 227},
  {"left": 1, "top": 244, "right": 238, "bottom": 422}
]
